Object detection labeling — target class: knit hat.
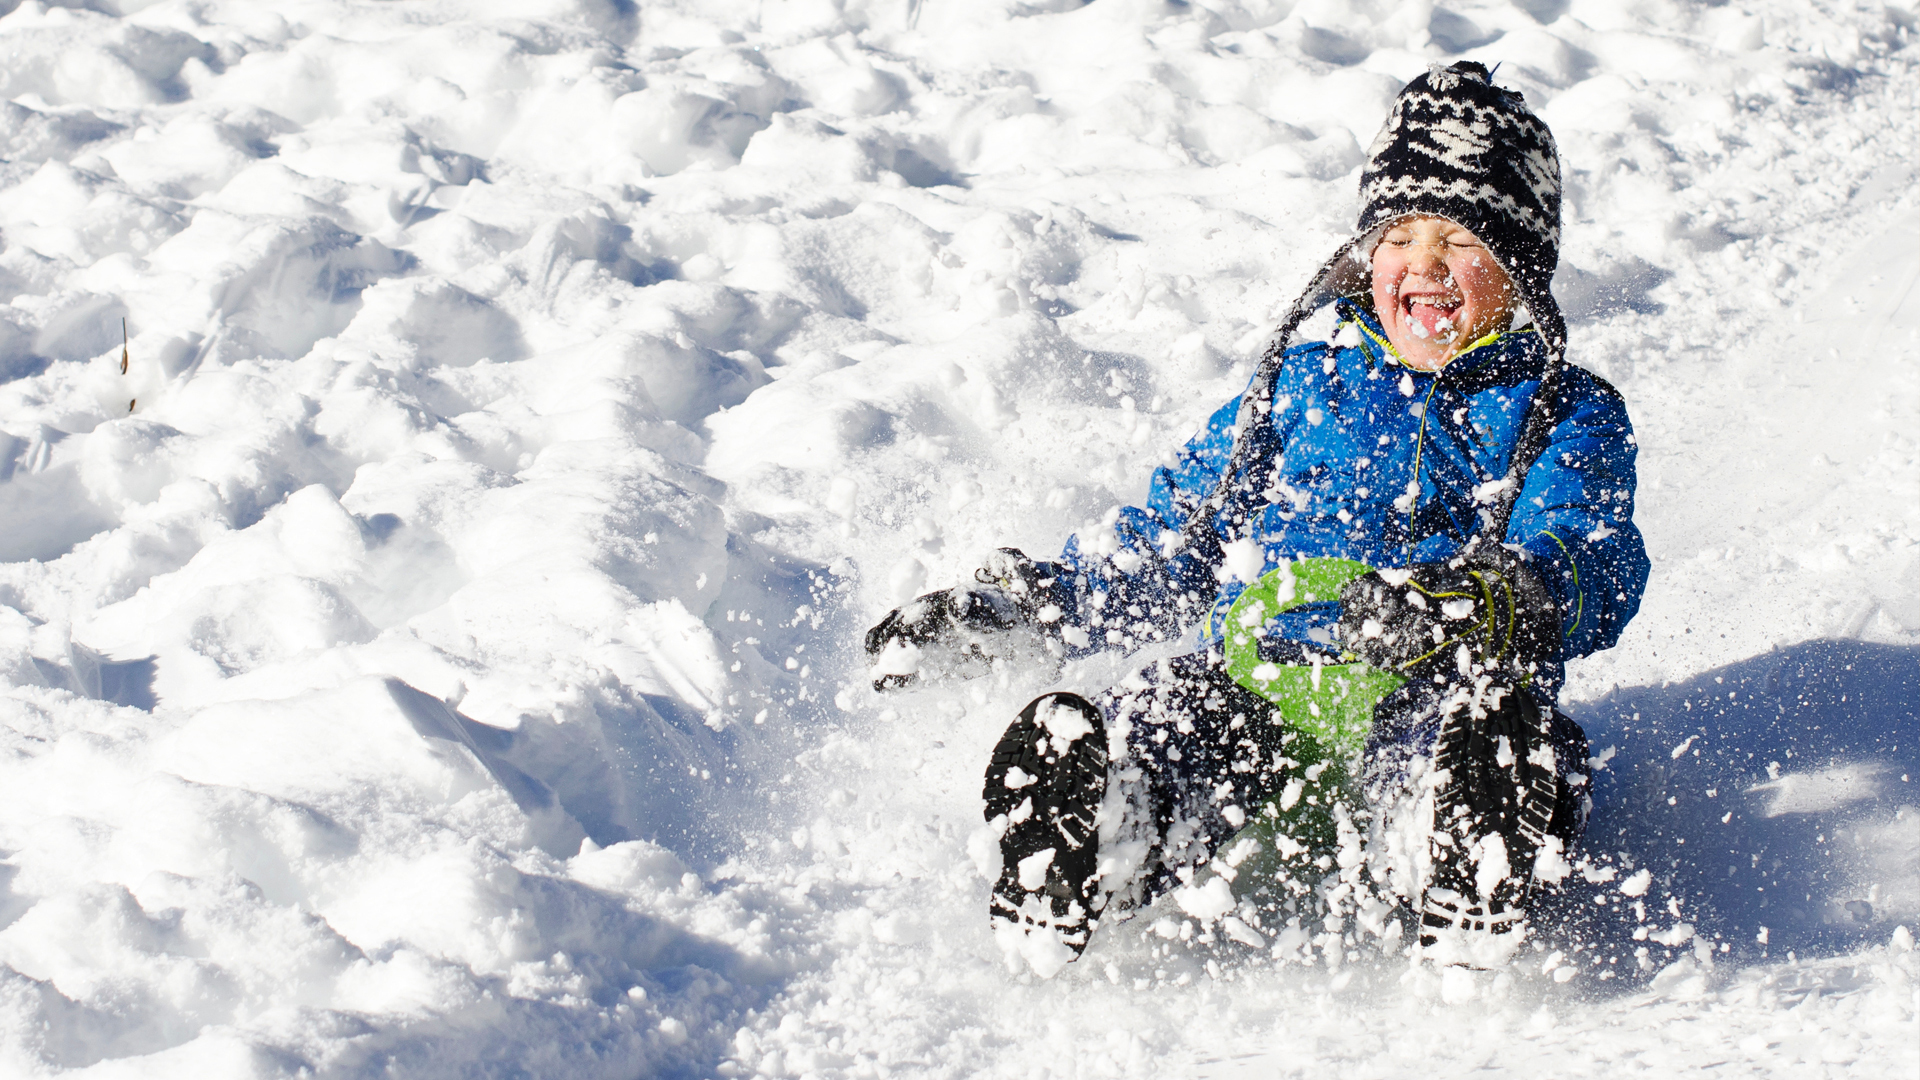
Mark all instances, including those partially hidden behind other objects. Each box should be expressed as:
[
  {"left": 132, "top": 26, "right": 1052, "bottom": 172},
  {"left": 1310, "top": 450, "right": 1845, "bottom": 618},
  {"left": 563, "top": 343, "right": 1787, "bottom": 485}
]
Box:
[
  {"left": 1188, "top": 63, "right": 1569, "bottom": 551},
  {"left": 1270, "top": 61, "right": 1566, "bottom": 362}
]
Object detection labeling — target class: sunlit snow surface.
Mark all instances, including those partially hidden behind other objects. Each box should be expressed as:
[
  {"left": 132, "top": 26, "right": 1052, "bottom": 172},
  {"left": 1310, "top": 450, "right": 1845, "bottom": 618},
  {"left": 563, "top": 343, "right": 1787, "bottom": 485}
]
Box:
[{"left": 0, "top": 0, "right": 1915, "bottom": 1076}]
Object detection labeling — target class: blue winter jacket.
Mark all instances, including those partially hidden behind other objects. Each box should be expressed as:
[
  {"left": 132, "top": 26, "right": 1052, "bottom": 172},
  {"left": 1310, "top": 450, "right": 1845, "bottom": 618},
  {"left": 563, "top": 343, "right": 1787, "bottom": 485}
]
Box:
[{"left": 1050, "top": 301, "right": 1649, "bottom": 698}]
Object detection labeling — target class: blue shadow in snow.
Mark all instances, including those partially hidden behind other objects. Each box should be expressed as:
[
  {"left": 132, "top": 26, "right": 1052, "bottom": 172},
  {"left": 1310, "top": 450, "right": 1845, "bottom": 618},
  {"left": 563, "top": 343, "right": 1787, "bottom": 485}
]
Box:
[{"left": 1537, "top": 639, "right": 1919, "bottom": 979}]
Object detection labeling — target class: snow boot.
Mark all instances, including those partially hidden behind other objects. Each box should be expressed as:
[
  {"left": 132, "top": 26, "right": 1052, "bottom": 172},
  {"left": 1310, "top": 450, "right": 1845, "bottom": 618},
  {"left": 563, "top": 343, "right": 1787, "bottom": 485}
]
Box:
[
  {"left": 1418, "top": 679, "right": 1564, "bottom": 965},
  {"left": 983, "top": 692, "right": 1108, "bottom": 971}
]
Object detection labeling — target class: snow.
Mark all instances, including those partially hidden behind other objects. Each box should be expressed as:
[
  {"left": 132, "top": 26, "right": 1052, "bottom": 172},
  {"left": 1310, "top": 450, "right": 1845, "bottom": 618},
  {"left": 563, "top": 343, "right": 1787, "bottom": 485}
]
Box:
[
  {"left": 1620, "top": 868, "right": 1655, "bottom": 899},
  {"left": 1473, "top": 833, "right": 1513, "bottom": 907},
  {"left": 1038, "top": 697, "right": 1094, "bottom": 745},
  {"left": 1174, "top": 877, "right": 1238, "bottom": 923},
  {"left": 0, "top": 0, "right": 1914, "bottom": 1076},
  {"left": 1017, "top": 847, "right": 1057, "bottom": 892},
  {"left": 1220, "top": 536, "right": 1264, "bottom": 584}
]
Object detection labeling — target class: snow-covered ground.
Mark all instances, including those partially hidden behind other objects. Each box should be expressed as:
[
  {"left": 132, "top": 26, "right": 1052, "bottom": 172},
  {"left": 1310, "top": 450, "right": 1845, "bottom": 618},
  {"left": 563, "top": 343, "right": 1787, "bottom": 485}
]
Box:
[{"left": 0, "top": 0, "right": 1915, "bottom": 1076}]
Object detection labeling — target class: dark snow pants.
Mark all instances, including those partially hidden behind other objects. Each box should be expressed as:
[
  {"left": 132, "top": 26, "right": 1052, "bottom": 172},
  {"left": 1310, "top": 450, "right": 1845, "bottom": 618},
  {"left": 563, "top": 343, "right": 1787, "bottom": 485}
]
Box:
[{"left": 1058, "top": 648, "right": 1590, "bottom": 905}]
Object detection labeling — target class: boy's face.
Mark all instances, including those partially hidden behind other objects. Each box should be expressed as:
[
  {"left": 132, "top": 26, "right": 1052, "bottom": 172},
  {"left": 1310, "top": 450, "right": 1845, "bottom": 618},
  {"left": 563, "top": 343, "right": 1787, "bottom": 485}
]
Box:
[{"left": 1369, "top": 215, "right": 1517, "bottom": 371}]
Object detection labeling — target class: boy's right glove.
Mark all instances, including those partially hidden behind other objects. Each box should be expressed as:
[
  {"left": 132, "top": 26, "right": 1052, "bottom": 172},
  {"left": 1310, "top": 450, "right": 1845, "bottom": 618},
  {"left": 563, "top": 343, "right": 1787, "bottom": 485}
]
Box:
[
  {"left": 864, "top": 549, "right": 1068, "bottom": 691},
  {"left": 1333, "top": 545, "right": 1561, "bottom": 682}
]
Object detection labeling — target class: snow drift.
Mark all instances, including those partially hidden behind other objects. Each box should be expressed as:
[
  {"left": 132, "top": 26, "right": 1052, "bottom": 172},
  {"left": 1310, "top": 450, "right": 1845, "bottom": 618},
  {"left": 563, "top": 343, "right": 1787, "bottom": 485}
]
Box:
[{"left": 0, "top": 0, "right": 1914, "bottom": 1076}]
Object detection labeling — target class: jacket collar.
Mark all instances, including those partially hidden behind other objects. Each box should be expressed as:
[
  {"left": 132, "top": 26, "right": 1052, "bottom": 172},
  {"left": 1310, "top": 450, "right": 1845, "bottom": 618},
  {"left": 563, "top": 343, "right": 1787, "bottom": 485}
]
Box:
[{"left": 1335, "top": 298, "right": 1545, "bottom": 379}]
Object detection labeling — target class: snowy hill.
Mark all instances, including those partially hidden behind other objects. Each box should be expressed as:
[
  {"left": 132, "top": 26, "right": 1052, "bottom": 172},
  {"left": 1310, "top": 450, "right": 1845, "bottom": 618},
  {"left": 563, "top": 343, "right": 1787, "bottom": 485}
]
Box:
[{"left": 0, "top": 0, "right": 1914, "bottom": 1076}]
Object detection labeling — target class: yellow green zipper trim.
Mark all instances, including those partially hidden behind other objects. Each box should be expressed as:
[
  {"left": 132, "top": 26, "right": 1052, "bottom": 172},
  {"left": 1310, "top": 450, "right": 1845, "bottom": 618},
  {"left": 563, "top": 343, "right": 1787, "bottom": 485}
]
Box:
[{"left": 1540, "top": 528, "right": 1582, "bottom": 639}]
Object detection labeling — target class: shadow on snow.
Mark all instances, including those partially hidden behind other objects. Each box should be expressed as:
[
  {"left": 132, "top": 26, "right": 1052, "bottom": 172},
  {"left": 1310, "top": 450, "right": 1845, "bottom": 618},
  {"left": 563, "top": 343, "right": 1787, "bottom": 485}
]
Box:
[{"left": 1539, "top": 638, "right": 1918, "bottom": 983}]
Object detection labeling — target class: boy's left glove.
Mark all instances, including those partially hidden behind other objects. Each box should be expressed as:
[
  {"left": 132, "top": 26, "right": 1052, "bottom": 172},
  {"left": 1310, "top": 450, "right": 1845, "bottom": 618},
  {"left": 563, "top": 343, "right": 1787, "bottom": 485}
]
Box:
[
  {"left": 1334, "top": 545, "right": 1561, "bottom": 682},
  {"left": 864, "top": 549, "right": 1069, "bottom": 691}
]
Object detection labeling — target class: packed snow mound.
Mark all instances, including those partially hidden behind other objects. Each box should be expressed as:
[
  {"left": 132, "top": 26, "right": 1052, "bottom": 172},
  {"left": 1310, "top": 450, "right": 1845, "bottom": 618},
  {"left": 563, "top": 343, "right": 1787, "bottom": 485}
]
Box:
[{"left": 0, "top": 0, "right": 1915, "bottom": 1076}]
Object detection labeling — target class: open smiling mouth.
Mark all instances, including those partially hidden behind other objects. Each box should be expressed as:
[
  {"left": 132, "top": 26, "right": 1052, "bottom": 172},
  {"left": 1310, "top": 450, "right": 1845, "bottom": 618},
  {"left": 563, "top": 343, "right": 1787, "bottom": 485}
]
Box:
[{"left": 1403, "top": 292, "right": 1463, "bottom": 341}]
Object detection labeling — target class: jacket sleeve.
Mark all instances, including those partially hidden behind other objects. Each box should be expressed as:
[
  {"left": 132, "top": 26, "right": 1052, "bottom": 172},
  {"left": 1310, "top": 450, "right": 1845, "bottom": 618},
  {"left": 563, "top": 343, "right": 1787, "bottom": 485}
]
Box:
[
  {"left": 1051, "top": 392, "right": 1244, "bottom": 652},
  {"left": 1505, "top": 369, "right": 1650, "bottom": 660}
]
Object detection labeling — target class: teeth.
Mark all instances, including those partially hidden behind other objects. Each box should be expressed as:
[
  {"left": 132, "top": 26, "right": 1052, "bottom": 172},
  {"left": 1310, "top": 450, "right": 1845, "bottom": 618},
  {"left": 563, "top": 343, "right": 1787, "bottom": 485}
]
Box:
[{"left": 1406, "top": 296, "right": 1460, "bottom": 308}]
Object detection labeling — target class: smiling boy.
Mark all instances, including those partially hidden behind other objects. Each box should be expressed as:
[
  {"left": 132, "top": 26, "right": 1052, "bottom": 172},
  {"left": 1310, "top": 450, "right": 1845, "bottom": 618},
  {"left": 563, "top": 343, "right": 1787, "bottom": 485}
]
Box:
[
  {"left": 866, "top": 62, "right": 1648, "bottom": 973},
  {"left": 1372, "top": 216, "right": 1516, "bottom": 366}
]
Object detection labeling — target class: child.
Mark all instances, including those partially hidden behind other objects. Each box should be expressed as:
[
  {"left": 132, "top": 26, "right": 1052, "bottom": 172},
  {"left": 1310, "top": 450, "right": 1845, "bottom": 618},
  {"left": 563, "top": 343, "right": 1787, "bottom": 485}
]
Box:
[{"left": 866, "top": 62, "right": 1648, "bottom": 972}]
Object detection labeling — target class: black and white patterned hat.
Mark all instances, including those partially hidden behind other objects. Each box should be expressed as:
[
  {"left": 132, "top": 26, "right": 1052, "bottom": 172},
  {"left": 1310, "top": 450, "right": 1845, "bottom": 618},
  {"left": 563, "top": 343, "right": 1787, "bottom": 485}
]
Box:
[
  {"left": 1190, "top": 64, "right": 1569, "bottom": 547},
  {"left": 1271, "top": 61, "right": 1566, "bottom": 362}
]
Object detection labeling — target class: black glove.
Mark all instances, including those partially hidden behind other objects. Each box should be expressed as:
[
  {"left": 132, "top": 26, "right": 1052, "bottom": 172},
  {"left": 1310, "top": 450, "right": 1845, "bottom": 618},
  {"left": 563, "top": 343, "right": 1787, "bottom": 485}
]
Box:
[
  {"left": 1334, "top": 545, "right": 1560, "bottom": 681},
  {"left": 971, "top": 547, "right": 1067, "bottom": 619},
  {"left": 864, "top": 549, "right": 1065, "bottom": 690},
  {"left": 864, "top": 585, "right": 1023, "bottom": 654}
]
